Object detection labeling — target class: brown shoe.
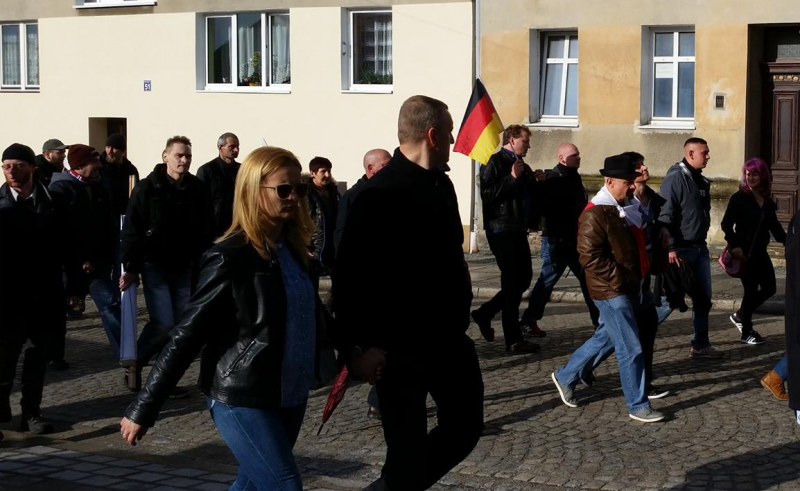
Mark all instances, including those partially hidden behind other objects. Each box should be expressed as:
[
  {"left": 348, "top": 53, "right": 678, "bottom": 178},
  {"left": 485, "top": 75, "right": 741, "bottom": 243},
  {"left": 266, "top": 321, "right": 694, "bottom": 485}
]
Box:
[{"left": 761, "top": 370, "right": 789, "bottom": 401}]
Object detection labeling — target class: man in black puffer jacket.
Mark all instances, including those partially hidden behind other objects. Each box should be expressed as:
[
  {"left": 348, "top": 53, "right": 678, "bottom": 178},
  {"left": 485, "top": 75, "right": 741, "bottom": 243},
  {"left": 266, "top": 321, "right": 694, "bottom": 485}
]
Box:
[
  {"left": 471, "top": 124, "right": 543, "bottom": 354},
  {"left": 119, "top": 136, "right": 213, "bottom": 391}
]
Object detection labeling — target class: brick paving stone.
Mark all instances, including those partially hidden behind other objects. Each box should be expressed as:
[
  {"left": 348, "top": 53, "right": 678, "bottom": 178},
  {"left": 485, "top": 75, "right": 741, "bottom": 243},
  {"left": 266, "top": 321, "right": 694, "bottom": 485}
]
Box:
[
  {"left": 139, "top": 463, "right": 175, "bottom": 473},
  {"left": 48, "top": 470, "right": 92, "bottom": 481},
  {"left": 21, "top": 446, "right": 60, "bottom": 455},
  {"left": 79, "top": 454, "right": 118, "bottom": 463},
  {"left": 192, "top": 483, "right": 230, "bottom": 491},
  {"left": 0, "top": 461, "right": 28, "bottom": 471},
  {"left": 202, "top": 473, "right": 236, "bottom": 483},
  {"left": 37, "top": 458, "right": 75, "bottom": 468},
  {"left": 160, "top": 477, "right": 205, "bottom": 487},
  {"left": 168, "top": 468, "right": 209, "bottom": 478},
  {"left": 95, "top": 466, "right": 139, "bottom": 477},
  {"left": 77, "top": 475, "right": 124, "bottom": 487},
  {"left": 110, "top": 482, "right": 155, "bottom": 491},
  {"left": 128, "top": 472, "right": 173, "bottom": 483},
  {"left": 107, "top": 459, "right": 151, "bottom": 468},
  {"left": 70, "top": 462, "right": 106, "bottom": 472},
  {"left": 13, "top": 465, "right": 57, "bottom": 476}
]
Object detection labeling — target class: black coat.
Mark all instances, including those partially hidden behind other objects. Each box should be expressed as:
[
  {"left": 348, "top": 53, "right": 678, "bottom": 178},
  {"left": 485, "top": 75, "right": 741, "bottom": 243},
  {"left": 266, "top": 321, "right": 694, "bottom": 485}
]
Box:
[
  {"left": 34, "top": 154, "right": 62, "bottom": 188},
  {"left": 124, "top": 232, "right": 323, "bottom": 427},
  {"left": 541, "top": 164, "right": 587, "bottom": 243},
  {"left": 99, "top": 153, "right": 140, "bottom": 220},
  {"left": 48, "top": 172, "right": 119, "bottom": 296},
  {"left": 120, "top": 164, "right": 213, "bottom": 274},
  {"left": 0, "top": 181, "right": 65, "bottom": 337},
  {"left": 333, "top": 175, "right": 367, "bottom": 254},
  {"left": 480, "top": 149, "right": 540, "bottom": 233},
  {"left": 334, "top": 148, "right": 472, "bottom": 356},
  {"left": 196, "top": 157, "right": 240, "bottom": 239},
  {"left": 785, "top": 212, "right": 800, "bottom": 410},
  {"left": 306, "top": 181, "right": 340, "bottom": 271},
  {"left": 721, "top": 190, "right": 786, "bottom": 257}
]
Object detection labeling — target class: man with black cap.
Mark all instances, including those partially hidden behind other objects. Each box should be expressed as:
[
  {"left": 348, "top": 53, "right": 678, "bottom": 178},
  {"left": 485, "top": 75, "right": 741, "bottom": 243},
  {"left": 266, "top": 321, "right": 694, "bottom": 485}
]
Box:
[
  {"left": 34, "top": 139, "right": 69, "bottom": 187},
  {"left": 551, "top": 154, "right": 664, "bottom": 423},
  {"left": 101, "top": 133, "right": 139, "bottom": 221},
  {"left": 50, "top": 144, "right": 123, "bottom": 361},
  {"left": 0, "top": 143, "right": 63, "bottom": 434}
]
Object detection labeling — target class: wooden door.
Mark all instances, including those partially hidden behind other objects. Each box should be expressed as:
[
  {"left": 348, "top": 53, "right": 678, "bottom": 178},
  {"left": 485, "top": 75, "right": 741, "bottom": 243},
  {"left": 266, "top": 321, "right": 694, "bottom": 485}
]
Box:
[{"left": 768, "top": 63, "right": 800, "bottom": 224}]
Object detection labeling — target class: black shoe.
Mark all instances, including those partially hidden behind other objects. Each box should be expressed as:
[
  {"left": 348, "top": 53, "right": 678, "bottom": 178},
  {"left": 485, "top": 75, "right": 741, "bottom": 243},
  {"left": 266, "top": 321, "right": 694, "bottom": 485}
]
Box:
[
  {"left": 579, "top": 373, "right": 595, "bottom": 389},
  {"left": 647, "top": 386, "right": 670, "bottom": 399},
  {"left": 471, "top": 311, "right": 495, "bottom": 342},
  {"left": 521, "top": 322, "right": 547, "bottom": 338},
  {"left": 169, "top": 387, "right": 191, "bottom": 399},
  {"left": 367, "top": 406, "right": 382, "bottom": 421},
  {"left": 741, "top": 331, "right": 766, "bottom": 345},
  {"left": 506, "top": 339, "right": 541, "bottom": 353},
  {"left": 20, "top": 413, "right": 54, "bottom": 435},
  {"left": 0, "top": 398, "right": 10, "bottom": 423},
  {"left": 123, "top": 368, "right": 142, "bottom": 393},
  {"left": 49, "top": 360, "right": 70, "bottom": 371}
]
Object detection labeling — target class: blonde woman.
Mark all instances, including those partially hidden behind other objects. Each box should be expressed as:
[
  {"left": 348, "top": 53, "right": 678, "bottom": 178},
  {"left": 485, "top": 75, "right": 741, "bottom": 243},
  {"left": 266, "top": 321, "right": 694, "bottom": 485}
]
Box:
[{"left": 120, "top": 147, "right": 318, "bottom": 491}]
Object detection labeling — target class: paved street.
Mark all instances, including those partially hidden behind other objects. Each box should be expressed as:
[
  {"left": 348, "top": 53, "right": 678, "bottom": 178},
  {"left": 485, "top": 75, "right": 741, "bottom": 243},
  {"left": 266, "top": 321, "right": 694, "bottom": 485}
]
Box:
[{"left": 1, "top": 254, "right": 798, "bottom": 491}]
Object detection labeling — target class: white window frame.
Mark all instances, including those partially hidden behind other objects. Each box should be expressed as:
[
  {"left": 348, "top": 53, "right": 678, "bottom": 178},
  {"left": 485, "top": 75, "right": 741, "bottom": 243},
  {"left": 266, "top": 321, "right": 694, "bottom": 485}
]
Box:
[
  {"left": 74, "top": 0, "right": 157, "bottom": 8},
  {"left": 539, "top": 32, "right": 578, "bottom": 122},
  {"left": 202, "top": 12, "right": 290, "bottom": 93},
  {"left": 640, "top": 27, "right": 696, "bottom": 129},
  {"left": 342, "top": 9, "right": 393, "bottom": 94},
  {"left": 0, "top": 22, "right": 39, "bottom": 92},
  {"left": 527, "top": 29, "right": 579, "bottom": 128}
]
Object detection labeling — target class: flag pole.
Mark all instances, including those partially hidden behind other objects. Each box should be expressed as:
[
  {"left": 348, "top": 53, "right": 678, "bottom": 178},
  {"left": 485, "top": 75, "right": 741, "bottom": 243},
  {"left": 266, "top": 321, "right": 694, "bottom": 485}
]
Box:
[{"left": 469, "top": 0, "right": 483, "bottom": 254}]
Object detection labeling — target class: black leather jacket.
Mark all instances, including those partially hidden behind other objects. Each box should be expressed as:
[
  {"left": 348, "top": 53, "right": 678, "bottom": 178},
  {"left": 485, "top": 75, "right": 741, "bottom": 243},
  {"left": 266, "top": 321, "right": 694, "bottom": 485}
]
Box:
[
  {"left": 125, "top": 232, "right": 322, "bottom": 427},
  {"left": 480, "top": 149, "right": 540, "bottom": 232},
  {"left": 196, "top": 157, "right": 240, "bottom": 239}
]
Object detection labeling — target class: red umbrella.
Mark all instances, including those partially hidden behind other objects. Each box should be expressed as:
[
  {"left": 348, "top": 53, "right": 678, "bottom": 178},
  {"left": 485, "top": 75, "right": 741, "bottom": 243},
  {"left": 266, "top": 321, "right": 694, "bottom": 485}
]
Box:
[{"left": 317, "top": 366, "right": 350, "bottom": 435}]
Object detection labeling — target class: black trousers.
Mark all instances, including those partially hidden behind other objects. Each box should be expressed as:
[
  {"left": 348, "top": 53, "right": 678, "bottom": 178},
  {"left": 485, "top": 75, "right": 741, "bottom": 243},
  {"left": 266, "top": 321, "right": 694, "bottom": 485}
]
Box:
[
  {"left": 0, "top": 322, "right": 48, "bottom": 416},
  {"left": 737, "top": 252, "right": 777, "bottom": 335},
  {"left": 637, "top": 301, "right": 659, "bottom": 388},
  {"left": 48, "top": 316, "right": 67, "bottom": 363},
  {"left": 376, "top": 334, "right": 484, "bottom": 491},
  {"left": 475, "top": 231, "right": 532, "bottom": 346}
]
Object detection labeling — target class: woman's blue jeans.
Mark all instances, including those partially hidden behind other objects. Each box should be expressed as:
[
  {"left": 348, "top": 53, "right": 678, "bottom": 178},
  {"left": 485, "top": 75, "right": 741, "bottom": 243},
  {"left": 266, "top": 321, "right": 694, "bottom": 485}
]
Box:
[{"left": 208, "top": 398, "right": 306, "bottom": 491}]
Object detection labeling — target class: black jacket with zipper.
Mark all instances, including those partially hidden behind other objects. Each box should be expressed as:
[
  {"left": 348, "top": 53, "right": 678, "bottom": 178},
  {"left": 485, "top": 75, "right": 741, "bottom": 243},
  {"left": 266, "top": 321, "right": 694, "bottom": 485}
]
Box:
[
  {"left": 480, "top": 149, "right": 541, "bottom": 232},
  {"left": 196, "top": 157, "right": 240, "bottom": 239},
  {"left": 720, "top": 189, "right": 786, "bottom": 256},
  {"left": 124, "top": 232, "right": 324, "bottom": 427},
  {"left": 120, "top": 163, "right": 213, "bottom": 274}
]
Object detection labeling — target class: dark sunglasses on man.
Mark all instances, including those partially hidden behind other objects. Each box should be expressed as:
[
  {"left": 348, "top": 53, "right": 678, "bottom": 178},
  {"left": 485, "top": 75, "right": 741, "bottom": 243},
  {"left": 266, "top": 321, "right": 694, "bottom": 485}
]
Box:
[{"left": 261, "top": 183, "right": 308, "bottom": 200}]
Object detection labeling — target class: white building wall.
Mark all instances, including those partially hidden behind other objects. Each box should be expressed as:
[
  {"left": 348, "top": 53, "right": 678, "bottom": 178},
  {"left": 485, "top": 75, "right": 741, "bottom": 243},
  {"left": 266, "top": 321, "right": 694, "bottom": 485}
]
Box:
[{"left": 0, "top": 3, "right": 475, "bottom": 229}]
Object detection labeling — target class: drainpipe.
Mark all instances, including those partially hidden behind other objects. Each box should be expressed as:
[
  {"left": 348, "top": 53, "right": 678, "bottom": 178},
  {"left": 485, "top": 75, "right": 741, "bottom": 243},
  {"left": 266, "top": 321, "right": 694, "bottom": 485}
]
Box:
[{"left": 469, "top": 0, "right": 482, "bottom": 254}]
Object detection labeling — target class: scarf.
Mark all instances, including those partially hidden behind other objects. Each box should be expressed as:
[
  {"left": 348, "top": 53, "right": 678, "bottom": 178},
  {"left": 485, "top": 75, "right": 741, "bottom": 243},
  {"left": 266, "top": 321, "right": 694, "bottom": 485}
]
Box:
[
  {"left": 68, "top": 169, "right": 87, "bottom": 183},
  {"left": 591, "top": 185, "right": 643, "bottom": 228}
]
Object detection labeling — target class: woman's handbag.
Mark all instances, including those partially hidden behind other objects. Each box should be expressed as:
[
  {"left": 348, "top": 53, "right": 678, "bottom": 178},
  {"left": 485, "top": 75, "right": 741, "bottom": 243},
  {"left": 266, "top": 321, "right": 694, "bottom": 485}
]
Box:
[{"left": 719, "top": 211, "right": 765, "bottom": 278}]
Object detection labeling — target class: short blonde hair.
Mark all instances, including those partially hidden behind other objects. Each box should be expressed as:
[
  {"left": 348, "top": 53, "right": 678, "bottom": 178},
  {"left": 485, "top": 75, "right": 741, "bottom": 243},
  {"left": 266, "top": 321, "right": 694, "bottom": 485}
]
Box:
[{"left": 218, "top": 146, "right": 314, "bottom": 265}]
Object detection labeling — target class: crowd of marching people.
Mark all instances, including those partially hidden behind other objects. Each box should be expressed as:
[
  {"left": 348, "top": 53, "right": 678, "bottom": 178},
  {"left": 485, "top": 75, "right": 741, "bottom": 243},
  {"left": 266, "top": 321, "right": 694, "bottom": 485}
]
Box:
[{"left": 0, "top": 95, "right": 798, "bottom": 490}]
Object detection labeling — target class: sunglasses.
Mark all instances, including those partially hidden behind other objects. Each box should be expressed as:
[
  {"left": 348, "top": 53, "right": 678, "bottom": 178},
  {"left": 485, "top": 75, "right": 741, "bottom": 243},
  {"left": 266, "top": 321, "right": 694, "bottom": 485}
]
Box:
[{"left": 261, "top": 183, "right": 308, "bottom": 200}]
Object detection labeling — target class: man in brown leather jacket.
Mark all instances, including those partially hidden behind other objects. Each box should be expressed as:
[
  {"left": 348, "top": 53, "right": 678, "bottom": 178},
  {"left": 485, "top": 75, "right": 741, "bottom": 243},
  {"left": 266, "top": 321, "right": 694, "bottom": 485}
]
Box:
[{"left": 550, "top": 154, "right": 665, "bottom": 423}]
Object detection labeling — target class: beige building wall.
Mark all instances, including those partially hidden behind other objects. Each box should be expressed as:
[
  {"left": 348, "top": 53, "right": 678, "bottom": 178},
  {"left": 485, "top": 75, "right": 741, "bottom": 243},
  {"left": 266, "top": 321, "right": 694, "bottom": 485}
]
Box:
[{"left": 0, "top": 3, "right": 476, "bottom": 228}]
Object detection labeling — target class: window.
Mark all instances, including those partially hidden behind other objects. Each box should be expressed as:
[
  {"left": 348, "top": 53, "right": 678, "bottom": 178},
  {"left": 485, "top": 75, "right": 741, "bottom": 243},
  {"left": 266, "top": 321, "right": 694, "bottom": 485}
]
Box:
[
  {"left": 204, "top": 12, "right": 290, "bottom": 91},
  {"left": 1, "top": 23, "right": 38, "bottom": 90},
  {"left": 643, "top": 28, "right": 695, "bottom": 126},
  {"left": 540, "top": 33, "right": 578, "bottom": 120},
  {"left": 75, "top": 0, "right": 157, "bottom": 8},
  {"left": 344, "top": 10, "right": 392, "bottom": 91}
]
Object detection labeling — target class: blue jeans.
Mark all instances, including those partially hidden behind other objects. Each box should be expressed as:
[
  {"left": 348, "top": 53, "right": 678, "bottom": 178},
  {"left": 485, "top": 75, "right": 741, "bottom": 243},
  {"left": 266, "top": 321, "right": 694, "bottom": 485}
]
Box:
[
  {"left": 655, "top": 296, "right": 673, "bottom": 324},
  {"left": 775, "top": 354, "right": 788, "bottom": 380},
  {"left": 137, "top": 263, "right": 193, "bottom": 366},
  {"left": 208, "top": 398, "right": 306, "bottom": 491},
  {"left": 676, "top": 247, "right": 712, "bottom": 349},
  {"left": 88, "top": 268, "right": 122, "bottom": 359},
  {"left": 522, "top": 237, "right": 599, "bottom": 326},
  {"left": 555, "top": 295, "right": 649, "bottom": 413}
]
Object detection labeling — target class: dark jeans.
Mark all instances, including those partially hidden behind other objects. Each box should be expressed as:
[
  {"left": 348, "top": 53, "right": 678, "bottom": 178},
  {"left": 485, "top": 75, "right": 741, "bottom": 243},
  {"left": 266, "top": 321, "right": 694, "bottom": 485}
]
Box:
[
  {"left": 208, "top": 398, "right": 306, "bottom": 491},
  {"left": 474, "top": 231, "right": 532, "bottom": 346},
  {"left": 676, "top": 246, "right": 712, "bottom": 349},
  {"left": 737, "top": 252, "right": 776, "bottom": 336},
  {"left": 0, "top": 323, "right": 47, "bottom": 416},
  {"left": 137, "top": 263, "right": 193, "bottom": 367},
  {"left": 522, "top": 237, "right": 599, "bottom": 327},
  {"left": 376, "top": 334, "right": 484, "bottom": 491}
]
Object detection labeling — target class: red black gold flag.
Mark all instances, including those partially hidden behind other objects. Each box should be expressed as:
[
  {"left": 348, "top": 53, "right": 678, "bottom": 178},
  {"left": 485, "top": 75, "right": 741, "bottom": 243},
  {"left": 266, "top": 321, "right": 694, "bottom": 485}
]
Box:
[{"left": 453, "top": 79, "right": 504, "bottom": 165}]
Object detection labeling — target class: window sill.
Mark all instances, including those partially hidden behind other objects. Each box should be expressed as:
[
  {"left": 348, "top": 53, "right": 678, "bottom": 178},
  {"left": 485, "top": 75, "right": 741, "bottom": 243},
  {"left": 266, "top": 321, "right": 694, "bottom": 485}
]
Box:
[
  {"left": 75, "top": 1, "right": 156, "bottom": 9},
  {"left": 200, "top": 87, "right": 291, "bottom": 94},
  {"left": 343, "top": 85, "right": 393, "bottom": 94},
  {"left": 0, "top": 89, "right": 40, "bottom": 93},
  {"left": 638, "top": 121, "right": 696, "bottom": 131},
  {"left": 527, "top": 120, "right": 579, "bottom": 128}
]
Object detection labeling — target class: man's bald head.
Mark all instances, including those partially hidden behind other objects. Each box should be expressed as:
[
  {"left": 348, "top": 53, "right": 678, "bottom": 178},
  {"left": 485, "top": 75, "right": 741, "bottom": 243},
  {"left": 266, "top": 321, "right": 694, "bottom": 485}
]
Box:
[
  {"left": 363, "top": 149, "right": 391, "bottom": 179},
  {"left": 557, "top": 143, "right": 581, "bottom": 169}
]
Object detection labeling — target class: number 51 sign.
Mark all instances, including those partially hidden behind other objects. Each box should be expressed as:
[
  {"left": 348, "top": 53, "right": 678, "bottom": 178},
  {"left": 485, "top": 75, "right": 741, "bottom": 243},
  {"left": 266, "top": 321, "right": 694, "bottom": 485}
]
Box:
[{"left": 144, "top": 80, "right": 152, "bottom": 92}]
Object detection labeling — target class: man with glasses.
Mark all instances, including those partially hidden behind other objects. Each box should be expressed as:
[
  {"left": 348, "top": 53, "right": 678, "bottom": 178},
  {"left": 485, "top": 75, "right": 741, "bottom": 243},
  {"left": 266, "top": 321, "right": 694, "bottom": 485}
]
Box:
[
  {"left": 520, "top": 143, "right": 599, "bottom": 336},
  {"left": 34, "top": 139, "right": 69, "bottom": 187},
  {"left": 0, "top": 143, "right": 65, "bottom": 434},
  {"left": 119, "top": 136, "right": 213, "bottom": 392}
]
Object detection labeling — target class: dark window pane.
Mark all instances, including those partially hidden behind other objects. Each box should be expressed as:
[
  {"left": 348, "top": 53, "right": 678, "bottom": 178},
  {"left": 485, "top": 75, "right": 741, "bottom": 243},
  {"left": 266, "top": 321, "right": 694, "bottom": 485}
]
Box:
[
  {"left": 207, "top": 17, "right": 232, "bottom": 84},
  {"left": 679, "top": 32, "right": 695, "bottom": 56},
  {"left": 565, "top": 63, "right": 578, "bottom": 116},
  {"left": 542, "top": 63, "right": 563, "bottom": 115},
  {"left": 654, "top": 62, "right": 673, "bottom": 117},
  {"left": 568, "top": 36, "right": 578, "bottom": 58},
  {"left": 678, "top": 61, "right": 695, "bottom": 117},
  {"left": 353, "top": 12, "right": 392, "bottom": 85},
  {"left": 548, "top": 36, "right": 565, "bottom": 58},
  {"left": 237, "top": 13, "right": 261, "bottom": 86},
  {"left": 654, "top": 32, "right": 673, "bottom": 57}
]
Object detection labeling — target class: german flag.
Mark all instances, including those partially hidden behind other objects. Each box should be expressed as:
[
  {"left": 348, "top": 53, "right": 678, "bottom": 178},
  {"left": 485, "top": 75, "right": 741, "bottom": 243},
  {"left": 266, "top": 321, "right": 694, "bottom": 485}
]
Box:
[{"left": 454, "top": 79, "right": 504, "bottom": 165}]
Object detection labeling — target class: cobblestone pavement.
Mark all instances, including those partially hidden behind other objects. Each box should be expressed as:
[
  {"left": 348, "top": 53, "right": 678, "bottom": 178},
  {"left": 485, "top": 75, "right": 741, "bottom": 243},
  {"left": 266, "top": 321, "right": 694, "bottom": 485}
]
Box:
[{"left": 1, "top": 275, "right": 798, "bottom": 490}]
